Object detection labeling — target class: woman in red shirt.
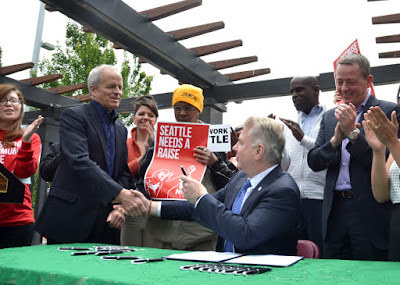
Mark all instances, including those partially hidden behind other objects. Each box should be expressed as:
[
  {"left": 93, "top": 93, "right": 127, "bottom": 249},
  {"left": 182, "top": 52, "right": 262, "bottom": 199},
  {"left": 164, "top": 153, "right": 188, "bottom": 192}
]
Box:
[
  {"left": 0, "top": 84, "right": 43, "bottom": 249},
  {"left": 121, "top": 95, "right": 158, "bottom": 246}
]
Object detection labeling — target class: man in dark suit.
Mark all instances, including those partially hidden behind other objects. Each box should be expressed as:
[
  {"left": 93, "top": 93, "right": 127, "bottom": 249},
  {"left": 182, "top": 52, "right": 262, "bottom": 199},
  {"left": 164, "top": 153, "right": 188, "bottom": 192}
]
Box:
[
  {"left": 308, "top": 54, "right": 400, "bottom": 260},
  {"left": 35, "top": 65, "right": 147, "bottom": 244},
  {"left": 137, "top": 116, "right": 300, "bottom": 255}
]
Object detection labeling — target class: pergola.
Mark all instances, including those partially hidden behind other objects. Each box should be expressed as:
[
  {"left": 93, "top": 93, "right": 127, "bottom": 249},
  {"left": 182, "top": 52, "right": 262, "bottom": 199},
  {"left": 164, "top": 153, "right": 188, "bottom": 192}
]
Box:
[{"left": 0, "top": 0, "right": 399, "bottom": 244}]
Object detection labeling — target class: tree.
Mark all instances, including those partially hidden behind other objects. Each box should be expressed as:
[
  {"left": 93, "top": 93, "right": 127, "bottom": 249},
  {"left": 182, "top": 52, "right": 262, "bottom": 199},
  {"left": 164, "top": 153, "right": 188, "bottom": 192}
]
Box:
[{"left": 39, "top": 21, "right": 153, "bottom": 125}]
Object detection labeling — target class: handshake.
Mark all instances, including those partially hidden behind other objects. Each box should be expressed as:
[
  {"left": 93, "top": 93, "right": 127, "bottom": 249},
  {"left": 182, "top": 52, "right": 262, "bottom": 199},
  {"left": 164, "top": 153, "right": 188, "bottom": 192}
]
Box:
[
  {"left": 112, "top": 175, "right": 209, "bottom": 218},
  {"left": 114, "top": 189, "right": 151, "bottom": 217}
]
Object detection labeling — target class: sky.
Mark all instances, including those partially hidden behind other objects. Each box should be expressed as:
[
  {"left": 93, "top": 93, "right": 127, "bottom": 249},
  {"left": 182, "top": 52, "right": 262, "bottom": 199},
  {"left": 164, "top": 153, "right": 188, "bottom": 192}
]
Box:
[{"left": 1, "top": 0, "right": 399, "bottom": 127}]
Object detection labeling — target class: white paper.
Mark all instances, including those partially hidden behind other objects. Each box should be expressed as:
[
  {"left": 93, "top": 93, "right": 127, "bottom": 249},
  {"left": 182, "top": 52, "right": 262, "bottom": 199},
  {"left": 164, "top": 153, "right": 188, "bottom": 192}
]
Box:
[
  {"left": 224, "top": 254, "right": 303, "bottom": 267},
  {"left": 165, "top": 251, "right": 242, "bottom": 262},
  {"left": 207, "top": 124, "right": 231, "bottom": 152}
]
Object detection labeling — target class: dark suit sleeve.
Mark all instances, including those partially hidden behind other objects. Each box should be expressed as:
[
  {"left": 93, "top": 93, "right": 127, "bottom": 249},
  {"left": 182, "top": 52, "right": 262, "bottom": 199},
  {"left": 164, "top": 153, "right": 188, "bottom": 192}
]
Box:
[
  {"left": 192, "top": 178, "right": 299, "bottom": 251},
  {"left": 59, "top": 107, "right": 123, "bottom": 206},
  {"left": 39, "top": 142, "right": 61, "bottom": 182},
  {"left": 308, "top": 113, "right": 341, "bottom": 171}
]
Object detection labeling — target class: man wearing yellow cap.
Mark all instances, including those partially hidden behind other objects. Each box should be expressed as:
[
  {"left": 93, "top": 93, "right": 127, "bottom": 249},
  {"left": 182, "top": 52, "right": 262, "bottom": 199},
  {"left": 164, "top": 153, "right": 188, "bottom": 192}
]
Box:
[{"left": 129, "top": 84, "right": 236, "bottom": 250}]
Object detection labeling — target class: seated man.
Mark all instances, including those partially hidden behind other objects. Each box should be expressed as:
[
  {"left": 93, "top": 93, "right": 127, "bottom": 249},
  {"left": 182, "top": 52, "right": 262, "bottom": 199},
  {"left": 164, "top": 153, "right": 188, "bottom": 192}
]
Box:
[{"left": 131, "top": 116, "right": 300, "bottom": 255}]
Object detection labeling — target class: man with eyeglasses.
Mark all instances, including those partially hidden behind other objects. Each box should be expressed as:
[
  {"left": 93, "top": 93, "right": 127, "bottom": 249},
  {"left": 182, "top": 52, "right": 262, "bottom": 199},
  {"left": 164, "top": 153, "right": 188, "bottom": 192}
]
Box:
[{"left": 131, "top": 84, "right": 236, "bottom": 250}]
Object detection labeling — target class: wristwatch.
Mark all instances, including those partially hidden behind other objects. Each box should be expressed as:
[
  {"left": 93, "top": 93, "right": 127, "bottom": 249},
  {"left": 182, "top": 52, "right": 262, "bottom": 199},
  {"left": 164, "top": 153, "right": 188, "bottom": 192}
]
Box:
[{"left": 348, "top": 128, "right": 360, "bottom": 141}]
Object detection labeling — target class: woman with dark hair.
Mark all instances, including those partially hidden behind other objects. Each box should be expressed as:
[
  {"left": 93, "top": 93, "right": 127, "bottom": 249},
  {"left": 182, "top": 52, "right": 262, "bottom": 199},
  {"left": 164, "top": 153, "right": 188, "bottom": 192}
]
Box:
[
  {"left": 121, "top": 95, "right": 158, "bottom": 246},
  {"left": 126, "top": 95, "right": 158, "bottom": 177},
  {"left": 0, "top": 84, "right": 43, "bottom": 249}
]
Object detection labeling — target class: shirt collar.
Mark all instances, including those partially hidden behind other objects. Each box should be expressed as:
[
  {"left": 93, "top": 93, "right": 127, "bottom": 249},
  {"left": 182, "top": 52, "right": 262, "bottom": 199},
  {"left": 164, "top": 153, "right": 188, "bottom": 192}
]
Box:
[
  {"left": 92, "top": 100, "right": 118, "bottom": 122},
  {"left": 299, "top": 104, "right": 323, "bottom": 119},
  {"left": 249, "top": 164, "right": 278, "bottom": 189}
]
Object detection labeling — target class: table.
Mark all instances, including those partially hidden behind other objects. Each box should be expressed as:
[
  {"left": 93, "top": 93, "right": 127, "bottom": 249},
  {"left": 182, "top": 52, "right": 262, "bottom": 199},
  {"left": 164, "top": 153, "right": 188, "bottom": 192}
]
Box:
[{"left": 0, "top": 244, "right": 399, "bottom": 284}]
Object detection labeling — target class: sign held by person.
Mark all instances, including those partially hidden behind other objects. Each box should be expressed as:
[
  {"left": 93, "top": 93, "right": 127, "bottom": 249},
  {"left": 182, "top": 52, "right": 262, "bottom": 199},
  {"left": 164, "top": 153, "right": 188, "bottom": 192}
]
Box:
[{"left": 144, "top": 121, "right": 209, "bottom": 200}]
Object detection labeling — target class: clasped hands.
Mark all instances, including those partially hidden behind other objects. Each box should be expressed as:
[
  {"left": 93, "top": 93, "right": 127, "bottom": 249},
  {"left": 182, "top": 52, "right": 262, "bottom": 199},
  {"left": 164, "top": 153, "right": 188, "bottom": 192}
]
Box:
[
  {"left": 112, "top": 176, "right": 208, "bottom": 218},
  {"left": 331, "top": 103, "right": 360, "bottom": 148}
]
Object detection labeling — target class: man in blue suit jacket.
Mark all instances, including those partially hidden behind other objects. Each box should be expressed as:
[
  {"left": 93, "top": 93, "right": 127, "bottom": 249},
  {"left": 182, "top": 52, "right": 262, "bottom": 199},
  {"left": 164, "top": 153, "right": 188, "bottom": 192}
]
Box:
[
  {"left": 36, "top": 65, "right": 147, "bottom": 244},
  {"left": 141, "top": 116, "right": 300, "bottom": 255},
  {"left": 308, "top": 54, "right": 400, "bottom": 260}
]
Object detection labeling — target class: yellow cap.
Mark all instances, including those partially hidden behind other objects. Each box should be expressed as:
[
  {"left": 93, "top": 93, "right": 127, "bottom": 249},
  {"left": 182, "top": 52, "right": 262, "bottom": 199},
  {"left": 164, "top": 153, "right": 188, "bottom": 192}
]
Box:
[{"left": 172, "top": 84, "right": 204, "bottom": 113}]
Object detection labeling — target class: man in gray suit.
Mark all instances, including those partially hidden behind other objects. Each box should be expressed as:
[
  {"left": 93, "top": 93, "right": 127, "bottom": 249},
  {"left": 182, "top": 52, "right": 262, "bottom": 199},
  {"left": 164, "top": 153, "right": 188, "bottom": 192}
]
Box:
[
  {"left": 308, "top": 54, "right": 400, "bottom": 260},
  {"left": 36, "top": 65, "right": 146, "bottom": 244}
]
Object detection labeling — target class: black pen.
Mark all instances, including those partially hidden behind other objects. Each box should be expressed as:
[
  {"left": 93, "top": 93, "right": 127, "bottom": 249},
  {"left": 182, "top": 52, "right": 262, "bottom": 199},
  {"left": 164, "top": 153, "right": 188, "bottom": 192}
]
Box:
[
  {"left": 181, "top": 166, "right": 187, "bottom": 176},
  {"left": 71, "top": 251, "right": 97, "bottom": 256},
  {"left": 101, "top": 256, "right": 141, "bottom": 260},
  {"left": 132, "top": 258, "right": 165, "bottom": 264},
  {"left": 58, "top": 247, "right": 91, "bottom": 251}
]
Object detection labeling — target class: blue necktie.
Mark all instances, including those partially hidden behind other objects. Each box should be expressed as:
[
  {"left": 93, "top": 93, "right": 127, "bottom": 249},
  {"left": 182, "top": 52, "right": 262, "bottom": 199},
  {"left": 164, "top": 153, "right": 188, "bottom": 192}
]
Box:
[{"left": 224, "top": 179, "right": 252, "bottom": 252}]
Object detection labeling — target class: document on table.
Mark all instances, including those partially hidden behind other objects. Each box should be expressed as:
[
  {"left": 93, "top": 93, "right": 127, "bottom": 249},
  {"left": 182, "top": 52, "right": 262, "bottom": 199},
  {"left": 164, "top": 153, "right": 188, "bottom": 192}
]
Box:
[
  {"left": 164, "top": 251, "right": 242, "bottom": 262},
  {"left": 224, "top": 254, "right": 303, "bottom": 267}
]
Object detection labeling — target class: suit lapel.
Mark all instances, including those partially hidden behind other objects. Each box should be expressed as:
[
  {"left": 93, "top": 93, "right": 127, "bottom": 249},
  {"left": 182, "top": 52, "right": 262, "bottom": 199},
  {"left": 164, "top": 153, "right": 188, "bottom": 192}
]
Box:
[
  {"left": 113, "top": 120, "right": 125, "bottom": 177},
  {"left": 87, "top": 102, "right": 108, "bottom": 162},
  {"left": 240, "top": 166, "right": 283, "bottom": 212}
]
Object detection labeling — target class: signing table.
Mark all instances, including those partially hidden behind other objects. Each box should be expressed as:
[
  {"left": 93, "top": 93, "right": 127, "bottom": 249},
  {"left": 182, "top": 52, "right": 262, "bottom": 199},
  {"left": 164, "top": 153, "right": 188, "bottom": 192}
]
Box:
[{"left": 0, "top": 244, "right": 399, "bottom": 284}]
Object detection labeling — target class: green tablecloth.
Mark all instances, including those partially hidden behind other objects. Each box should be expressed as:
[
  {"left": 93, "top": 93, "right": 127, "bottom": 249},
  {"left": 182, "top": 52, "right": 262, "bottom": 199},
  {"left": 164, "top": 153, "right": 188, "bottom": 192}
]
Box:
[{"left": 0, "top": 244, "right": 399, "bottom": 284}]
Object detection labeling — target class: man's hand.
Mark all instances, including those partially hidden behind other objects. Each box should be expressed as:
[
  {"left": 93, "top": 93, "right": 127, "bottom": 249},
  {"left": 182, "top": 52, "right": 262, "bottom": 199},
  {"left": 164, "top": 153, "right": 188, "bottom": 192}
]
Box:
[
  {"left": 115, "top": 189, "right": 149, "bottom": 217},
  {"left": 106, "top": 209, "right": 126, "bottom": 229},
  {"left": 280, "top": 117, "right": 304, "bottom": 142},
  {"left": 194, "top": 146, "right": 217, "bottom": 166},
  {"left": 181, "top": 175, "right": 208, "bottom": 204},
  {"left": 330, "top": 122, "right": 346, "bottom": 149},
  {"left": 335, "top": 103, "right": 357, "bottom": 137}
]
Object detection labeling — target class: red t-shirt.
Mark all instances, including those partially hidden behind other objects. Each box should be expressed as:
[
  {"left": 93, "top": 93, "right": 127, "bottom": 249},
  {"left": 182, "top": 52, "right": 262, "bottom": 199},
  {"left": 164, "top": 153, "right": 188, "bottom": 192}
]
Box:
[{"left": 0, "top": 130, "right": 42, "bottom": 227}]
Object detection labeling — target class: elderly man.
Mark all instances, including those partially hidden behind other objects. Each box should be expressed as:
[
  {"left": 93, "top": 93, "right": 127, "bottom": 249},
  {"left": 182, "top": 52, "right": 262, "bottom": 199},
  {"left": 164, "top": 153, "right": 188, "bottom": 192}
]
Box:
[
  {"left": 131, "top": 84, "right": 236, "bottom": 250},
  {"left": 36, "top": 64, "right": 146, "bottom": 244},
  {"left": 308, "top": 54, "right": 400, "bottom": 260},
  {"left": 130, "top": 117, "right": 300, "bottom": 255},
  {"left": 278, "top": 76, "right": 327, "bottom": 254}
]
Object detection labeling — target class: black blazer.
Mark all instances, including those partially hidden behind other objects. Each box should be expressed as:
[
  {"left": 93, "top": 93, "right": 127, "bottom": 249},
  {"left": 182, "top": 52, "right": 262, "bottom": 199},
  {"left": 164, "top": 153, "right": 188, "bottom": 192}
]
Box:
[
  {"left": 35, "top": 102, "right": 131, "bottom": 242},
  {"left": 308, "top": 96, "right": 400, "bottom": 249},
  {"left": 161, "top": 167, "right": 300, "bottom": 255}
]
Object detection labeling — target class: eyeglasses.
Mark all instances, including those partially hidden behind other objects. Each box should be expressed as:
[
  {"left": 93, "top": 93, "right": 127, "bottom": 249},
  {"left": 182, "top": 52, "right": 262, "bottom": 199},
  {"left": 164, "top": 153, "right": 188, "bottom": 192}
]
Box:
[
  {"left": 173, "top": 105, "right": 196, "bottom": 113},
  {"left": 0, "top": 98, "right": 22, "bottom": 106}
]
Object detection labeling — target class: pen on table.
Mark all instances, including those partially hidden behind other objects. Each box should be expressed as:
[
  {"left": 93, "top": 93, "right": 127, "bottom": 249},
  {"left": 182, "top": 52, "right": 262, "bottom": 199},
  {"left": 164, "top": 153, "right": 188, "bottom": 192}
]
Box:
[
  {"left": 58, "top": 247, "right": 91, "bottom": 251},
  {"left": 101, "top": 256, "right": 141, "bottom": 260},
  {"left": 71, "top": 251, "right": 97, "bottom": 256},
  {"left": 181, "top": 166, "right": 187, "bottom": 176},
  {"left": 95, "top": 250, "right": 131, "bottom": 256},
  {"left": 133, "top": 258, "right": 165, "bottom": 263}
]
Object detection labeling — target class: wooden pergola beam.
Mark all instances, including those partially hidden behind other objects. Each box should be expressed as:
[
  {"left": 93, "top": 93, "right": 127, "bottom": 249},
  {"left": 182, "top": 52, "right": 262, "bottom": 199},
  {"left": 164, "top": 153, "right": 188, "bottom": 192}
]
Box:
[
  {"left": 72, "top": 94, "right": 91, "bottom": 102},
  {"left": 0, "top": 62, "right": 34, "bottom": 76},
  {"left": 20, "top": 74, "right": 63, "bottom": 86},
  {"left": 83, "top": 26, "right": 93, "bottom": 33},
  {"left": 223, "top": 68, "right": 271, "bottom": 81},
  {"left": 190, "top": 40, "right": 243, "bottom": 57},
  {"left": 372, "top": 13, "right": 400, "bottom": 24},
  {"left": 139, "top": 0, "right": 201, "bottom": 21},
  {"left": 47, "top": 83, "right": 87, "bottom": 94},
  {"left": 208, "top": 56, "right": 258, "bottom": 70},
  {"left": 376, "top": 34, "right": 400, "bottom": 43},
  {"left": 167, "top": 21, "right": 224, "bottom": 41},
  {"left": 379, "top": 50, "right": 400, "bottom": 59},
  {"left": 45, "top": 4, "right": 57, "bottom": 12}
]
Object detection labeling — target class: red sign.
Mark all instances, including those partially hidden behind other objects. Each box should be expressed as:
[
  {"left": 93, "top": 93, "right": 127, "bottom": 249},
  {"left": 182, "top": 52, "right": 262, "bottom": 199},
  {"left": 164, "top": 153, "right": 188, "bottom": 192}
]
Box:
[
  {"left": 144, "top": 122, "right": 209, "bottom": 200},
  {"left": 333, "top": 39, "right": 375, "bottom": 105}
]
